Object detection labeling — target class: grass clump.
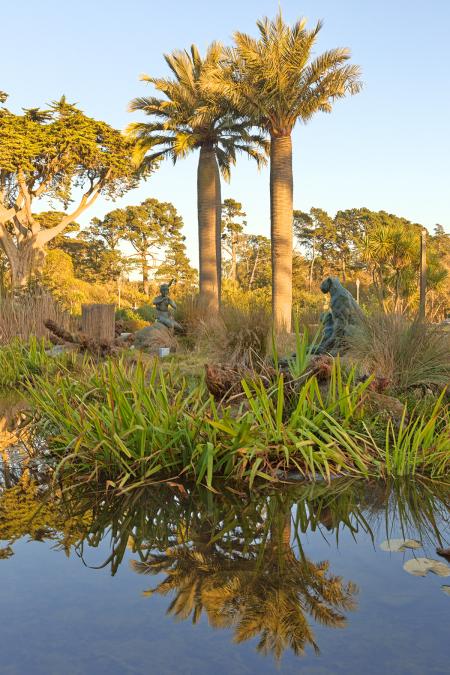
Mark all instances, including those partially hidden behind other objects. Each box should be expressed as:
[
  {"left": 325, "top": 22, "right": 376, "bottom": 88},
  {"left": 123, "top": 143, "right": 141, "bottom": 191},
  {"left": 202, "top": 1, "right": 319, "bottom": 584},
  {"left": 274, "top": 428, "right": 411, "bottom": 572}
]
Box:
[
  {"left": 25, "top": 353, "right": 450, "bottom": 492},
  {"left": 176, "top": 297, "right": 272, "bottom": 366},
  {"left": 0, "top": 337, "right": 74, "bottom": 389},
  {"left": 347, "top": 312, "right": 450, "bottom": 392}
]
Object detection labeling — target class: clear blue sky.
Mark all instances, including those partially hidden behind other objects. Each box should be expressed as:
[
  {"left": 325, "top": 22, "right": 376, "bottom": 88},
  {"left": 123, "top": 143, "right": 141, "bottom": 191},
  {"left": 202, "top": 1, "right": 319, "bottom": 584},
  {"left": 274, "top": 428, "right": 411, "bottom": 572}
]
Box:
[{"left": 3, "top": 0, "right": 449, "bottom": 264}]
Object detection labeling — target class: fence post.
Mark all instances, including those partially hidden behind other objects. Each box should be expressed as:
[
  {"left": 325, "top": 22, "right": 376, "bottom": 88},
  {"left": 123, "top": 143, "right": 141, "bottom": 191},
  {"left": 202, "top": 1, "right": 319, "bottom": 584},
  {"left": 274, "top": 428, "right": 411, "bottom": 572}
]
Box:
[{"left": 81, "top": 304, "right": 115, "bottom": 342}]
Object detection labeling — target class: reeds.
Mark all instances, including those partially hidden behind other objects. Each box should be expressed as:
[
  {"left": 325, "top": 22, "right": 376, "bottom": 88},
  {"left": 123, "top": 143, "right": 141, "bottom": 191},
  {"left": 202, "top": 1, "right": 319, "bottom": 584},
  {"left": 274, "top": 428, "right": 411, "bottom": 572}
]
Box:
[{"left": 0, "top": 290, "right": 74, "bottom": 345}]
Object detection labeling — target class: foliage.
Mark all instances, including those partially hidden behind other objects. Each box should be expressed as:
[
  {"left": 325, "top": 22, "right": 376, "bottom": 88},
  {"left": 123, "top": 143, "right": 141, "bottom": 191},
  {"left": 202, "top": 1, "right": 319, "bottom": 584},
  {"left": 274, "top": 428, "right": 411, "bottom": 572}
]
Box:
[
  {"left": 0, "top": 337, "right": 76, "bottom": 389},
  {"left": 347, "top": 312, "right": 450, "bottom": 392},
  {"left": 41, "top": 250, "right": 119, "bottom": 313},
  {"left": 115, "top": 307, "right": 149, "bottom": 333},
  {"left": 234, "top": 234, "right": 272, "bottom": 292},
  {"left": 209, "top": 11, "right": 362, "bottom": 138},
  {"left": 135, "top": 304, "right": 156, "bottom": 323},
  {"left": 25, "top": 348, "right": 450, "bottom": 492},
  {"left": 0, "top": 475, "right": 90, "bottom": 556},
  {"left": 127, "top": 43, "right": 267, "bottom": 178},
  {"left": 80, "top": 213, "right": 133, "bottom": 285},
  {"left": 221, "top": 198, "right": 247, "bottom": 282},
  {"left": 0, "top": 95, "right": 144, "bottom": 286},
  {"left": 294, "top": 207, "right": 449, "bottom": 319}
]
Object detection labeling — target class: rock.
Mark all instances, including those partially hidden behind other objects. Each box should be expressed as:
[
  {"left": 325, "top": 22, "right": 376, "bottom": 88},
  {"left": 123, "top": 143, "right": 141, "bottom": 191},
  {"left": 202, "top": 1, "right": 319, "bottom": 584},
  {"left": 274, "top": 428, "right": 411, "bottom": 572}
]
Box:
[
  {"left": 364, "top": 390, "right": 407, "bottom": 424},
  {"left": 45, "top": 344, "right": 77, "bottom": 357},
  {"left": 133, "top": 324, "right": 177, "bottom": 353}
]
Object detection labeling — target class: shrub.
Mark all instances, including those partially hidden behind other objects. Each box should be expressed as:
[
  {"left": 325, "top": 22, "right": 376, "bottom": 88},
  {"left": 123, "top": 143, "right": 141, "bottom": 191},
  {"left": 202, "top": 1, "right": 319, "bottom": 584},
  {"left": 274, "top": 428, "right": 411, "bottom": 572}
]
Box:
[
  {"left": 176, "top": 296, "right": 272, "bottom": 366},
  {"left": 136, "top": 304, "right": 156, "bottom": 323},
  {"left": 115, "top": 308, "right": 149, "bottom": 332},
  {"left": 347, "top": 312, "right": 450, "bottom": 392}
]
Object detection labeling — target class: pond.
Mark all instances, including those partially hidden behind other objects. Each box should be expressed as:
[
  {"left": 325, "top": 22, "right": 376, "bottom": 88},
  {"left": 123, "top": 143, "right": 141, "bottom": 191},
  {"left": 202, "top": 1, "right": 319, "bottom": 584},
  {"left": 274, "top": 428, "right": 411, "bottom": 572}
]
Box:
[{"left": 0, "top": 461, "right": 449, "bottom": 674}]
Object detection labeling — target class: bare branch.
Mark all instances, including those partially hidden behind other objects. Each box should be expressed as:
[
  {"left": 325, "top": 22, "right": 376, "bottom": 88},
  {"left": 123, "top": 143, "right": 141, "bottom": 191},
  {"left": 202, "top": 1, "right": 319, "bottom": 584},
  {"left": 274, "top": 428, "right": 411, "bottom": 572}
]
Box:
[{"left": 36, "top": 169, "right": 112, "bottom": 247}]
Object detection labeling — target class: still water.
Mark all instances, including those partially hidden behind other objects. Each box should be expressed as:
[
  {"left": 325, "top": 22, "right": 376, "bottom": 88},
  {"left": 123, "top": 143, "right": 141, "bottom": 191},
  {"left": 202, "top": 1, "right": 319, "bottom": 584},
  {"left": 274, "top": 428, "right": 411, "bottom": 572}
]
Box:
[{"left": 0, "top": 465, "right": 449, "bottom": 674}]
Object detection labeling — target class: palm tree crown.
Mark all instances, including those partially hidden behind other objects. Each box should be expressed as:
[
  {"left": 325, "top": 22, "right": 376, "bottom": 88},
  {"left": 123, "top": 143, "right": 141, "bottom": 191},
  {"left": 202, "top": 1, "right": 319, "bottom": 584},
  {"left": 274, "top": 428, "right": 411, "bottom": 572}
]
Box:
[
  {"left": 128, "top": 44, "right": 267, "bottom": 175},
  {"left": 215, "top": 12, "right": 362, "bottom": 137},
  {"left": 128, "top": 43, "right": 267, "bottom": 311}
]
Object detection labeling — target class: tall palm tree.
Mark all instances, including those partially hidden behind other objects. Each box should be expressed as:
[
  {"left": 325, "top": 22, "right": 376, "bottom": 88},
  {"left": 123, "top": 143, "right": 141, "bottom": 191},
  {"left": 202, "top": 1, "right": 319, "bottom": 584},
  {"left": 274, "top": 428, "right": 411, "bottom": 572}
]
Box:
[
  {"left": 209, "top": 12, "right": 362, "bottom": 331},
  {"left": 128, "top": 43, "right": 267, "bottom": 313}
]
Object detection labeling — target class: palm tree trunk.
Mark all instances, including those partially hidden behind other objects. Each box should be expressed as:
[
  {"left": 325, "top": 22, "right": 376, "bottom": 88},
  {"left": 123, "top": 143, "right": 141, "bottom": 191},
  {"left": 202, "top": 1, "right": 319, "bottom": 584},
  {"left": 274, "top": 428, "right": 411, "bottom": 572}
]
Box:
[
  {"left": 214, "top": 159, "right": 222, "bottom": 304},
  {"left": 270, "top": 135, "right": 293, "bottom": 332},
  {"left": 197, "top": 145, "right": 219, "bottom": 314}
]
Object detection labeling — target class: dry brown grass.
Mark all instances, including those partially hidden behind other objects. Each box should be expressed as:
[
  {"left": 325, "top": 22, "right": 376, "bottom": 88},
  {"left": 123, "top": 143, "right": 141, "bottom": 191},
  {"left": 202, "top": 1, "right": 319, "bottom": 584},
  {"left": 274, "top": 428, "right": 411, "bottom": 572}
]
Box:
[
  {"left": 176, "top": 298, "right": 272, "bottom": 368},
  {"left": 347, "top": 312, "right": 450, "bottom": 392},
  {"left": 0, "top": 291, "right": 75, "bottom": 345}
]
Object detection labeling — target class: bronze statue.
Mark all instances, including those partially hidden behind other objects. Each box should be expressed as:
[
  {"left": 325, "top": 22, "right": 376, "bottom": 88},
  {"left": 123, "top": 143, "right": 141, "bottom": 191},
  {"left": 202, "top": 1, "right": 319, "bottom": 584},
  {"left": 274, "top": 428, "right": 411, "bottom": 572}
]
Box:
[
  {"left": 152, "top": 280, "right": 182, "bottom": 331},
  {"left": 313, "top": 277, "right": 362, "bottom": 355}
]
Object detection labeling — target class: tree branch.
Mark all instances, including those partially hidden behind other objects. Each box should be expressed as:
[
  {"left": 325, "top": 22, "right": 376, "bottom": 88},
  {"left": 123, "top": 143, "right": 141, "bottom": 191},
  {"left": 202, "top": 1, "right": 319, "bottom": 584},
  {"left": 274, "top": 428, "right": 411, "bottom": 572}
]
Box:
[
  {"left": 36, "top": 170, "right": 112, "bottom": 247},
  {"left": 0, "top": 221, "right": 18, "bottom": 262}
]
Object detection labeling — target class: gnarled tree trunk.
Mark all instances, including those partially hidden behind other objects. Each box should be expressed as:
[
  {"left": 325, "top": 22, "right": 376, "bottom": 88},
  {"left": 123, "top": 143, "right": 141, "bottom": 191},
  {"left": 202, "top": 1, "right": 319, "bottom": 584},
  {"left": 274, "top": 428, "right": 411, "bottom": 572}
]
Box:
[
  {"left": 8, "top": 240, "right": 44, "bottom": 290},
  {"left": 270, "top": 135, "right": 293, "bottom": 333},
  {"left": 197, "top": 145, "right": 219, "bottom": 314}
]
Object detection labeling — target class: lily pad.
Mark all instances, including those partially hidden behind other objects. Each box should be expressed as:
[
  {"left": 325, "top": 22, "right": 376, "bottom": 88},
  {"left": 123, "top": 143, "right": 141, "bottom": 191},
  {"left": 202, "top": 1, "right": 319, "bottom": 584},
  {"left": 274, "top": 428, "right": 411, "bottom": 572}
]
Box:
[
  {"left": 380, "top": 538, "right": 422, "bottom": 553},
  {"left": 403, "top": 557, "right": 450, "bottom": 577},
  {"left": 441, "top": 585, "right": 450, "bottom": 596}
]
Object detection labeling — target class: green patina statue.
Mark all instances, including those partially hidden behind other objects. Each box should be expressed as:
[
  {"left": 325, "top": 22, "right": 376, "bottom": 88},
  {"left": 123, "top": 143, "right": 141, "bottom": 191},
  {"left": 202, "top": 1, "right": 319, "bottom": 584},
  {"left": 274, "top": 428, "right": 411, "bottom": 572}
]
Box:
[
  {"left": 153, "top": 280, "right": 182, "bottom": 331},
  {"left": 313, "top": 276, "right": 362, "bottom": 355}
]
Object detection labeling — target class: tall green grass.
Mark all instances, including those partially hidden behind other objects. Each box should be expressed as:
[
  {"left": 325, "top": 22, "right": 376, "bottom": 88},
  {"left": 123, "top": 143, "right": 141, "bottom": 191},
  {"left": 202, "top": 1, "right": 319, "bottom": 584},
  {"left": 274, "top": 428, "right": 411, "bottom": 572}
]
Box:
[
  {"left": 368, "top": 390, "right": 450, "bottom": 478},
  {"left": 26, "top": 355, "right": 450, "bottom": 491},
  {"left": 0, "top": 337, "right": 78, "bottom": 389}
]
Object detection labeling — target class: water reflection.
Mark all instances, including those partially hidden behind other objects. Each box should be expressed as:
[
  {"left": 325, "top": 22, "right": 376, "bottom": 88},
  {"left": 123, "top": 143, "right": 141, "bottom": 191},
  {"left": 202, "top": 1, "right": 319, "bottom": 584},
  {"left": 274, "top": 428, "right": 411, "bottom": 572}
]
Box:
[
  {"left": 131, "top": 521, "right": 357, "bottom": 659},
  {"left": 0, "top": 464, "right": 449, "bottom": 662}
]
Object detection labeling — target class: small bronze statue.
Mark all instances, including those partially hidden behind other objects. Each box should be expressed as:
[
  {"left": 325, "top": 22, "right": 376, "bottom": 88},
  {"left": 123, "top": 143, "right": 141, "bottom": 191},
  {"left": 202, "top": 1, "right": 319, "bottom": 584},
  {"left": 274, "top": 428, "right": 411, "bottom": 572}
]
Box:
[{"left": 153, "top": 280, "right": 182, "bottom": 331}]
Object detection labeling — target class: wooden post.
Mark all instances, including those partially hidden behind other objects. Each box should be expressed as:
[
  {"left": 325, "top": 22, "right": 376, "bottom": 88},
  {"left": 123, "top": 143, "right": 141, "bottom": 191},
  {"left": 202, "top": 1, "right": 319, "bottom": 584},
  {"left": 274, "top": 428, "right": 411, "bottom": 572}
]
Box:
[
  {"left": 356, "top": 278, "right": 360, "bottom": 305},
  {"left": 419, "top": 229, "right": 427, "bottom": 320},
  {"left": 81, "top": 304, "right": 115, "bottom": 342}
]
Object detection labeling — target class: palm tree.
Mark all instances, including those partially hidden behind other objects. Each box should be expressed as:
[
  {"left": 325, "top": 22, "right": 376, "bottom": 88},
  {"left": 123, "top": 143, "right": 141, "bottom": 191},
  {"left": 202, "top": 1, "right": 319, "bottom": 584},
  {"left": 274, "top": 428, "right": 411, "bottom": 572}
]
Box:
[
  {"left": 209, "top": 12, "right": 362, "bottom": 331},
  {"left": 128, "top": 43, "right": 267, "bottom": 313}
]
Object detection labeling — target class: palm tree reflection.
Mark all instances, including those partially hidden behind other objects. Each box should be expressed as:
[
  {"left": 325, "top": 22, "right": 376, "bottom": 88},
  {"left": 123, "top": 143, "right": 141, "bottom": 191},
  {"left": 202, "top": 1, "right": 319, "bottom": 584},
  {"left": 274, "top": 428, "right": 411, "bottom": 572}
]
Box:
[{"left": 131, "top": 499, "right": 357, "bottom": 660}]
